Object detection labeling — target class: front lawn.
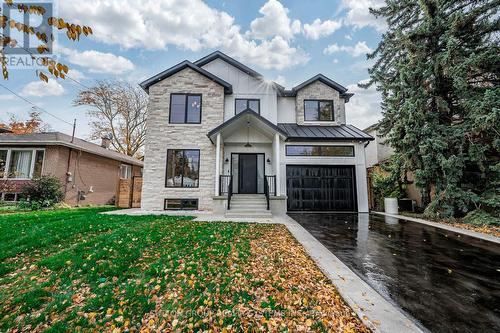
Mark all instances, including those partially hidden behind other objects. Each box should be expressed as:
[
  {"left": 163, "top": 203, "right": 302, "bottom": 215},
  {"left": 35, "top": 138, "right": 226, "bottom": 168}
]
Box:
[{"left": 0, "top": 208, "right": 368, "bottom": 332}]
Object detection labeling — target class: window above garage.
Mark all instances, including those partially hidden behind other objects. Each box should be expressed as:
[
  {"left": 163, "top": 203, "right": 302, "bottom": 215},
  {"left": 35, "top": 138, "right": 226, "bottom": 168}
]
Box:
[{"left": 286, "top": 145, "right": 354, "bottom": 157}]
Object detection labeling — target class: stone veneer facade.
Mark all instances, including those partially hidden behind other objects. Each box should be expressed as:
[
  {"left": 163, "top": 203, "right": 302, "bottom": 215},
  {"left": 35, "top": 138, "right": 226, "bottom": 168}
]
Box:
[
  {"left": 141, "top": 67, "right": 225, "bottom": 211},
  {"left": 295, "top": 81, "right": 346, "bottom": 126}
]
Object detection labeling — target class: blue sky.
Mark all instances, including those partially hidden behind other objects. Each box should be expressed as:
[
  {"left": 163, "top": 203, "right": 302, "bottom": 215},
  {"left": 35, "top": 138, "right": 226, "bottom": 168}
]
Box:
[{"left": 0, "top": 0, "right": 385, "bottom": 139}]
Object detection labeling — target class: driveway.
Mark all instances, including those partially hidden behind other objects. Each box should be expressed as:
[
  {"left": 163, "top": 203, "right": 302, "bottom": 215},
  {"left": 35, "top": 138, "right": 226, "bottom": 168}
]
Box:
[{"left": 288, "top": 213, "right": 500, "bottom": 333}]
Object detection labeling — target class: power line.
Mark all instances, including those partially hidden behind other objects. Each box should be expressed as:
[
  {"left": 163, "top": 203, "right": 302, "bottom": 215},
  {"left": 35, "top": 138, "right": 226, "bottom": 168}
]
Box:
[{"left": 0, "top": 82, "right": 74, "bottom": 126}]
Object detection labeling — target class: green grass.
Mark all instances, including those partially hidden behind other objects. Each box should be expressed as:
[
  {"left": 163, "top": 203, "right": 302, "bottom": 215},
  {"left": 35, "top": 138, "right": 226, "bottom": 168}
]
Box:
[{"left": 0, "top": 207, "right": 268, "bottom": 332}]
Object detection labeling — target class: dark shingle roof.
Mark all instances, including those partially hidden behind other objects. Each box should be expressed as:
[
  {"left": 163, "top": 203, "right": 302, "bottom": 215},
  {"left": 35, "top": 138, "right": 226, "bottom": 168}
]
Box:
[
  {"left": 139, "top": 60, "right": 233, "bottom": 94},
  {"left": 278, "top": 123, "right": 374, "bottom": 141},
  {"left": 0, "top": 132, "right": 143, "bottom": 166}
]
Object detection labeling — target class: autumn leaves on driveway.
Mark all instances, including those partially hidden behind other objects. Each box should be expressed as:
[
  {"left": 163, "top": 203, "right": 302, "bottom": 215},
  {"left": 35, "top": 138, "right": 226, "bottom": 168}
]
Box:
[{"left": 0, "top": 208, "right": 369, "bottom": 332}]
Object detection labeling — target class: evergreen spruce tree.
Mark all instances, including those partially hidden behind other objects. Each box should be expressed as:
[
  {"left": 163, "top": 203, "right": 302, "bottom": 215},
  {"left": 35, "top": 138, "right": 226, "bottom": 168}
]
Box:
[{"left": 364, "top": 0, "right": 500, "bottom": 221}]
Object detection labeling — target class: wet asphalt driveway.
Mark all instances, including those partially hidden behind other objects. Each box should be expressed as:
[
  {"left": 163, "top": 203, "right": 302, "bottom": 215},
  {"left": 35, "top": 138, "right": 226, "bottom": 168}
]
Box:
[{"left": 288, "top": 213, "right": 500, "bottom": 333}]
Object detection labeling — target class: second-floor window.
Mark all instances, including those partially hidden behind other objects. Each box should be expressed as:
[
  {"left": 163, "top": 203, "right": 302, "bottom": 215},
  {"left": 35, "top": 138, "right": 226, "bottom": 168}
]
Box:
[
  {"left": 304, "top": 100, "right": 334, "bottom": 121},
  {"left": 235, "top": 99, "right": 260, "bottom": 115},
  {"left": 169, "top": 94, "right": 202, "bottom": 124}
]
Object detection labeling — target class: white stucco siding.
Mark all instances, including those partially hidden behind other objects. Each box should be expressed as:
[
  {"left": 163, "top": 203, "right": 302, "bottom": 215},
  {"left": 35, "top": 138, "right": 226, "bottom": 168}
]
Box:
[
  {"left": 277, "top": 97, "right": 296, "bottom": 123},
  {"left": 200, "top": 58, "right": 279, "bottom": 124},
  {"left": 279, "top": 141, "right": 369, "bottom": 213}
]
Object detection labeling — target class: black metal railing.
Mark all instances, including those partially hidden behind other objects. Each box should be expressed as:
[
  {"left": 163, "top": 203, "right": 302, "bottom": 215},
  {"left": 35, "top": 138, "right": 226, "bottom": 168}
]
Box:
[
  {"left": 264, "top": 176, "right": 270, "bottom": 210},
  {"left": 227, "top": 176, "right": 233, "bottom": 210},
  {"left": 265, "top": 175, "right": 276, "bottom": 196},
  {"left": 219, "top": 175, "right": 232, "bottom": 195}
]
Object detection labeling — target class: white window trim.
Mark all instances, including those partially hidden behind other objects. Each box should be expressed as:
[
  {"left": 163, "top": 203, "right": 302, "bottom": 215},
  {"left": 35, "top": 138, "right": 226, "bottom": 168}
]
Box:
[
  {"left": 0, "top": 147, "right": 46, "bottom": 180},
  {"left": 120, "top": 164, "right": 132, "bottom": 180}
]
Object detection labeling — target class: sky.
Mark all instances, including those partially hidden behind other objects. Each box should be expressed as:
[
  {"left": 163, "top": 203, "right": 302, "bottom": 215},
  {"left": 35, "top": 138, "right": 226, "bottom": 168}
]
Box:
[{"left": 0, "top": 0, "right": 385, "bottom": 140}]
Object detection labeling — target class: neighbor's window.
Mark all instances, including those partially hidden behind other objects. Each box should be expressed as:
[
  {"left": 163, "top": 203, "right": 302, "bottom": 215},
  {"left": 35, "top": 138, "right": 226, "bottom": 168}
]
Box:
[
  {"left": 0, "top": 150, "right": 7, "bottom": 178},
  {"left": 169, "top": 93, "right": 202, "bottom": 124},
  {"left": 120, "top": 164, "right": 132, "bottom": 179},
  {"left": 166, "top": 149, "right": 200, "bottom": 188},
  {"left": 33, "top": 150, "right": 45, "bottom": 179},
  {"left": 8, "top": 150, "right": 33, "bottom": 179},
  {"left": 286, "top": 145, "right": 354, "bottom": 157},
  {"left": 304, "top": 100, "right": 334, "bottom": 121},
  {"left": 235, "top": 99, "right": 260, "bottom": 115},
  {"left": 164, "top": 198, "right": 199, "bottom": 210}
]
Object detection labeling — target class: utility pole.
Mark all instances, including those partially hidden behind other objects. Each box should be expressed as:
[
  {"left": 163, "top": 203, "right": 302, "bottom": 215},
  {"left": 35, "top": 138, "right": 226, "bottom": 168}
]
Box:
[{"left": 71, "top": 119, "right": 76, "bottom": 143}]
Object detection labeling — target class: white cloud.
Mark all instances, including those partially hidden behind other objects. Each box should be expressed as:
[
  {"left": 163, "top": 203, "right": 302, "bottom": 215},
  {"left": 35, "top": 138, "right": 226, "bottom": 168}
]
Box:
[
  {"left": 21, "top": 79, "right": 65, "bottom": 97},
  {"left": 345, "top": 80, "right": 383, "bottom": 129},
  {"left": 59, "top": 47, "right": 135, "bottom": 75},
  {"left": 341, "top": 0, "right": 387, "bottom": 32},
  {"left": 67, "top": 69, "right": 87, "bottom": 81},
  {"left": 59, "top": 0, "right": 308, "bottom": 71},
  {"left": 332, "top": 58, "right": 339, "bottom": 64},
  {"left": 274, "top": 75, "right": 286, "bottom": 86},
  {"left": 303, "top": 19, "right": 342, "bottom": 40},
  {"left": 324, "top": 41, "right": 371, "bottom": 57},
  {"left": 249, "top": 0, "right": 301, "bottom": 40},
  {"left": 0, "top": 94, "right": 15, "bottom": 101}
]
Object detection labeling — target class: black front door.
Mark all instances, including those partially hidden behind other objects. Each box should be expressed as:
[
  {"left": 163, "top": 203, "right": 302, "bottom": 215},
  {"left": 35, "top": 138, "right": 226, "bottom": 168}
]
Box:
[{"left": 239, "top": 154, "right": 257, "bottom": 194}]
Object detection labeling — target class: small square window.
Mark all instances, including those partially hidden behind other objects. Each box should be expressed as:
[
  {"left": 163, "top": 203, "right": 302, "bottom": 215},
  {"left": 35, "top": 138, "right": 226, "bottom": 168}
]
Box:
[{"left": 235, "top": 99, "right": 260, "bottom": 115}]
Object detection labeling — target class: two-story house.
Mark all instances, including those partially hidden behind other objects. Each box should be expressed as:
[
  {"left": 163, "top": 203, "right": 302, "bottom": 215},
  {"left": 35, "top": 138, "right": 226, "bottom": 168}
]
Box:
[{"left": 140, "top": 51, "right": 373, "bottom": 217}]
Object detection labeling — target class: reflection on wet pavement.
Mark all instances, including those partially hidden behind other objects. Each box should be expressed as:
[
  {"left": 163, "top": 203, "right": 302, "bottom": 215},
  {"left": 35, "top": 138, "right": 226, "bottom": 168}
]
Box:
[{"left": 289, "top": 213, "right": 500, "bottom": 333}]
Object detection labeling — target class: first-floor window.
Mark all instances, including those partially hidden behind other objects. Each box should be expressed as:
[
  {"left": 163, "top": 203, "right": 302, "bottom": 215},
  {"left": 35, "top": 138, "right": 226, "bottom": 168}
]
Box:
[
  {"left": 1, "top": 149, "right": 45, "bottom": 179},
  {"left": 8, "top": 150, "right": 33, "bottom": 179},
  {"left": 286, "top": 145, "right": 355, "bottom": 157},
  {"left": 164, "top": 198, "right": 199, "bottom": 210},
  {"left": 166, "top": 149, "right": 200, "bottom": 187},
  {"left": 0, "top": 150, "right": 7, "bottom": 178},
  {"left": 120, "top": 164, "right": 132, "bottom": 179}
]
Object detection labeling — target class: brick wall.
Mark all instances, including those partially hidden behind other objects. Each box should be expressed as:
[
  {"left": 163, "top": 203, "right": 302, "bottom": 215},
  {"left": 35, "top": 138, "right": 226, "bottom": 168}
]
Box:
[
  {"left": 0, "top": 145, "right": 142, "bottom": 206},
  {"left": 295, "top": 81, "right": 346, "bottom": 126},
  {"left": 142, "top": 67, "right": 225, "bottom": 211}
]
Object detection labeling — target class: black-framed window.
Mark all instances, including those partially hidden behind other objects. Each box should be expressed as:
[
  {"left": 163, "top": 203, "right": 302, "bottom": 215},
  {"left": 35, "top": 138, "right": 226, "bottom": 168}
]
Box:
[
  {"left": 169, "top": 94, "right": 202, "bottom": 124},
  {"left": 235, "top": 99, "right": 260, "bottom": 115},
  {"left": 164, "top": 198, "right": 199, "bottom": 210},
  {"left": 286, "top": 145, "right": 355, "bottom": 157},
  {"left": 304, "top": 100, "right": 334, "bottom": 121},
  {"left": 166, "top": 149, "right": 200, "bottom": 188}
]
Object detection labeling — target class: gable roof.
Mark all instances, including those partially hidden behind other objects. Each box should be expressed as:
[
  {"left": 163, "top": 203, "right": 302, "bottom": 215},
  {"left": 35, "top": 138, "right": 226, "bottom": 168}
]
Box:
[
  {"left": 207, "top": 109, "right": 288, "bottom": 142},
  {"left": 278, "top": 123, "right": 374, "bottom": 141},
  {"left": 0, "top": 132, "right": 143, "bottom": 166},
  {"left": 194, "top": 51, "right": 264, "bottom": 79},
  {"left": 278, "top": 74, "right": 353, "bottom": 102},
  {"left": 139, "top": 60, "right": 233, "bottom": 94}
]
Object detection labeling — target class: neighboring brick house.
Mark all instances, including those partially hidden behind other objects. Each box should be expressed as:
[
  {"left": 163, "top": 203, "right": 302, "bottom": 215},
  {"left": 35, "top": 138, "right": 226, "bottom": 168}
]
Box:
[
  {"left": 140, "top": 51, "right": 373, "bottom": 216},
  {"left": 0, "top": 132, "right": 143, "bottom": 206}
]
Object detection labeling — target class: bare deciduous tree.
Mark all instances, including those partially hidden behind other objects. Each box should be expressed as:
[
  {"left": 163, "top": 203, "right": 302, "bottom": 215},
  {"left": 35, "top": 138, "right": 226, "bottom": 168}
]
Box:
[{"left": 74, "top": 81, "right": 148, "bottom": 158}]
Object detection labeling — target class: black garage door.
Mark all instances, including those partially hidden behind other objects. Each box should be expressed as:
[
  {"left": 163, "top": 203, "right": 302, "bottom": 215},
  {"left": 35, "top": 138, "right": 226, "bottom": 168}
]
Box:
[{"left": 286, "top": 165, "right": 357, "bottom": 211}]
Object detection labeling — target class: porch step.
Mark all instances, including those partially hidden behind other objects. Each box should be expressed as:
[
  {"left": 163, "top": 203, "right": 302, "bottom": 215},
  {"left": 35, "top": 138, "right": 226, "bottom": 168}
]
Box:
[
  {"left": 225, "top": 211, "right": 273, "bottom": 218},
  {"left": 225, "top": 194, "right": 272, "bottom": 218}
]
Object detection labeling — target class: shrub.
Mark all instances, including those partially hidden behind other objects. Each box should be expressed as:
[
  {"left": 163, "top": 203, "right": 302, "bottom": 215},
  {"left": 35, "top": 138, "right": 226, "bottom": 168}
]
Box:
[{"left": 19, "top": 176, "right": 64, "bottom": 210}]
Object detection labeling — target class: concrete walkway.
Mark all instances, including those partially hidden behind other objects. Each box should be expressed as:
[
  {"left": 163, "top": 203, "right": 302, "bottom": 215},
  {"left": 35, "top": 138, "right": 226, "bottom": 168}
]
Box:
[
  {"left": 104, "top": 209, "right": 423, "bottom": 333},
  {"left": 374, "top": 212, "right": 500, "bottom": 244}
]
